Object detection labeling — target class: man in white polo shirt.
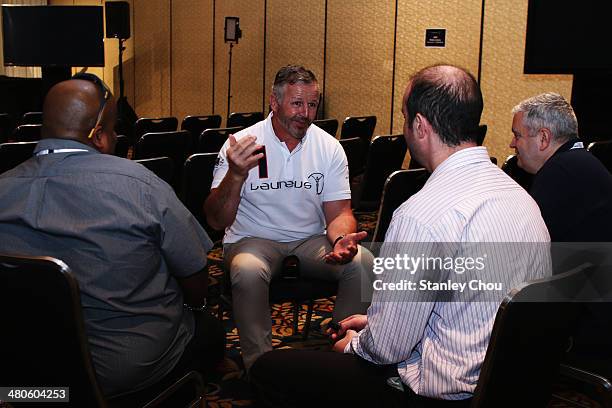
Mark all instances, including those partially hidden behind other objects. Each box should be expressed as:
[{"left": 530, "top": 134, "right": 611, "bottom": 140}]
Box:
[{"left": 205, "top": 65, "right": 373, "bottom": 371}]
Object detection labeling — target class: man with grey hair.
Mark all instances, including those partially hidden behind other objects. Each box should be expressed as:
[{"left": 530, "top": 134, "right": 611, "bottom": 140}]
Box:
[
  {"left": 205, "top": 65, "right": 373, "bottom": 371},
  {"left": 510, "top": 92, "right": 612, "bottom": 242}
]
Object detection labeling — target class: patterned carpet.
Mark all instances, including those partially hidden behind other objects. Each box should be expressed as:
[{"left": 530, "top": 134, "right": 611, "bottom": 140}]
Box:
[{"left": 201, "top": 211, "right": 602, "bottom": 407}]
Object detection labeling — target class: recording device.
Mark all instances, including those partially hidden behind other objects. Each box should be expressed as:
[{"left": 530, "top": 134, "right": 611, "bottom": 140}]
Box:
[
  {"left": 255, "top": 145, "right": 268, "bottom": 179},
  {"left": 224, "top": 16, "right": 242, "bottom": 43},
  {"left": 328, "top": 321, "right": 342, "bottom": 333}
]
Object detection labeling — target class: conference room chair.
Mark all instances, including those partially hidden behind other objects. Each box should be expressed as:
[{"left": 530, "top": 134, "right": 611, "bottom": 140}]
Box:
[
  {"left": 134, "top": 156, "right": 174, "bottom": 185},
  {"left": 352, "top": 134, "right": 408, "bottom": 212},
  {"left": 339, "top": 136, "right": 367, "bottom": 180},
  {"left": 226, "top": 111, "right": 263, "bottom": 129},
  {"left": 0, "top": 253, "right": 206, "bottom": 408},
  {"left": 181, "top": 114, "right": 222, "bottom": 149},
  {"left": 0, "top": 112, "right": 10, "bottom": 144},
  {"left": 339, "top": 115, "right": 377, "bottom": 142},
  {"left": 196, "top": 126, "right": 242, "bottom": 154},
  {"left": 12, "top": 123, "right": 42, "bottom": 142},
  {"left": 312, "top": 118, "right": 339, "bottom": 137},
  {"left": 472, "top": 263, "right": 599, "bottom": 407},
  {"left": 476, "top": 124, "right": 488, "bottom": 146},
  {"left": 369, "top": 169, "right": 430, "bottom": 249},
  {"left": 181, "top": 152, "right": 222, "bottom": 242},
  {"left": 113, "top": 134, "right": 130, "bottom": 158},
  {"left": 0, "top": 141, "right": 37, "bottom": 174},
  {"left": 134, "top": 116, "right": 178, "bottom": 143},
  {"left": 501, "top": 154, "right": 533, "bottom": 191},
  {"left": 20, "top": 111, "right": 43, "bottom": 125},
  {"left": 587, "top": 139, "right": 612, "bottom": 173},
  {"left": 133, "top": 130, "right": 192, "bottom": 194}
]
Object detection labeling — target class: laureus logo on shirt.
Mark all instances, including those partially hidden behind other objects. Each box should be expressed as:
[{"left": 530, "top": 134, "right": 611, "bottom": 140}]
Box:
[{"left": 248, "top": 172, "right": 324, "bottom": 195}]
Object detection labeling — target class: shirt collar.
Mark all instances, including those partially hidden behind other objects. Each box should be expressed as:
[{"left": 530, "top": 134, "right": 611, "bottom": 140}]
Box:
[
  {"left": 34, "top": 138, "right": 99, "bottom": 155},
  {"left": 551, "top": 138, "right": 583, "bottom": 157},
  {"left": 428, "top": 146, "right": 491, "bottom": 182}
]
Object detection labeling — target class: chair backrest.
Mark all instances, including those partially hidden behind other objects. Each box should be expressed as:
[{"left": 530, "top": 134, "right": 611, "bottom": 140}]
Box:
[
  {"left": 355, "top": 134, "right": 408, "bottom": 210},
  {"left": 472, "top": 263, "right": 597, "bottom": 407},
  {"left": 0, "top": 112, "right": 11, "bottom": 144},
  {"left": 313, "top": 118, "right": 339, "bottom": 137},
  {"left": 133, "top": 130, "right": 192, "bottom": 194},
  {"left": 340, "top": 115, "right": 377, "bottom": 142},
  {"left": 113, "top": 134, "right": 130, "bottom": 158},
  {"left": 134, "top": 116, "right": 178, "bottom": 141},
  {"left": 135, "top": 156, "right": 174, "bottom": 184},
  {"left": 20, "top": 111, "right": 43, "bottom": 125},
  {"left": 197, "top": 126, "right": 242, "bottom": 153},
  {"left": 0, "top": 254, "right": 106, "bottom": 407},
  {"left": 339, "top": 136, "right": 367, "bottom": 180},
  {"left": 501, "top": 154, "right": 533, "bottom": 191},
  {"left": 227, "top": 111, "right": 264, "bottom": 128},
  {"left": 182, "top": 153, "right": 223, "bottom": 242},
  {"left": 0, "top": 141, "right": 37, "bottom": 174},
  {"left": 588, "top": 140, "right": 612, "bottom": 173},
  {"left": 476, "top": 124, "right": 488, "bottom": 146},
  {"left": 371, "top": 169, "right": 429, "bottom": 244},
  {"left": 181, "top": 114, "right": 223, "bottom": 148},
  {"left": 12, "top": 123, "right": 42, "bottom": 141}
]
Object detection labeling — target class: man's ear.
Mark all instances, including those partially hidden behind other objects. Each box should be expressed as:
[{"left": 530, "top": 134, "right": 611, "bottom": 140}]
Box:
[
  {"left": 89, "top": 125, "right": 106, "bottom": 151},
  {"left": 538, "top": 128, "right": 553, "bottom": 151},
  {"left": 414, "top": 113, "right": 431, "bottom": 140},
  {"left": 270, "top": 93, "right": 279, "bottom": 112}
]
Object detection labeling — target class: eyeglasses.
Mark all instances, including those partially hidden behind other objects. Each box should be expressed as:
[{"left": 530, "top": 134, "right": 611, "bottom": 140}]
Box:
[{"left": 71, "top": 73, "right": 112, "bottom": 139}]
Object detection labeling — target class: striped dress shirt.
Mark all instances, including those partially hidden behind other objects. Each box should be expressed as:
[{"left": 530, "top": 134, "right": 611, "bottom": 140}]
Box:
[{"left": 349, "top": 147, "right": 551, "bottom": 400}]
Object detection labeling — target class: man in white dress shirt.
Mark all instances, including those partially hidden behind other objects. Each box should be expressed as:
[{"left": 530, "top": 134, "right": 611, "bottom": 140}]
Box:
[{"left": 250, "top": 64, "right": 551, "bottom": 407}]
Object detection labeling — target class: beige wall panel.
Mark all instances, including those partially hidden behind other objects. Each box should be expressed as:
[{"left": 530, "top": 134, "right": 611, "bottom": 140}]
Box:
[
  {"left": 326, "top": 1, "right": 395, "bottom": 137},
  {"left": 214, "top": 0, "right": 265, "bottom": 124},
  {"left": 134, "top": 0, "right": 171, "bottom": 117},
  {"left": 171, "top": 0, "right": 214, "bottom": 121},
  {"left": 265, "top": 0, "right": 325, "bottom": 109},
  {"left": 393, "top": 0, "right": 482, "bottom": 143},
  {"left": 480, "top": 0, "right": 572, "bottom": 163}
]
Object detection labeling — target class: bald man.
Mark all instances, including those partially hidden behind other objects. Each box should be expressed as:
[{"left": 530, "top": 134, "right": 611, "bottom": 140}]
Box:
[{"left": 0, "top": 74, "right": 224, "bottom": 397}]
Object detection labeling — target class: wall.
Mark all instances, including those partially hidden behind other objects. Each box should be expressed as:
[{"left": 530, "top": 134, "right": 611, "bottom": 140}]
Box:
[{"left": 36, "top": 0, "right": 573, "bottom": 162}]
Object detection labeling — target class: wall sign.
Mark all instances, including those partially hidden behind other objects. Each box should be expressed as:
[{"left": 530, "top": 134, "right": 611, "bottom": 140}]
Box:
[{"left": 425, "top": 28, "right": 446, "bottom": 47}]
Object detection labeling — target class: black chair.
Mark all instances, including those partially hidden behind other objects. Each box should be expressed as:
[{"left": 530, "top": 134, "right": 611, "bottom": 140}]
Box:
[
  {"left": 476, "top": 124, "right": 488, "bottom": 146},
  {"left": 352, "top": 134, "right": 407, "bottom": 211},
  {"left": 196, "top": 126, "right": 242, "bottom": 153},
  {"left": 0, "top": 112, "right": 11, "bottom": 144},
  {"left": 370, "top": 169, "right": 430, "bottom": 246},
  {"left": 313, "top": 118, "right": 339, "bottom": 137},
  {"left": 472, "top": 263, "right": 598, "bottom": 407},
  {"left": 12, "top": 123, "right": 42, "bottom": 141},
  {"left": 181, "top": 152, "right": 222, "bottom": 242},
  {"left": 133, "top": 130, "right": 192, "bottom": 194},
  {"left": 0, "top": 141, "right": 37, "bottom": 174},
  {"left": 340, "top": 115, "right": 377, "bottom": 141},
  {"left": 0, "top": 253, "right": 206, "bottom": 408},
  {"left": 501, "top": 154, "right": 533, "bottom": 191},
  {"left": 227, "top": 111, "right": 264, "bottom": 129},
  {"left": 135, "top": 156, "right": 174, "bottom": 185},
  {"left": 113, "top": 134, "right": 130, "bottom": 158},
  {"left": 587, "top": 140, "right": 612, "bottom": 173},
  {"left": 181, "top": 114, "right": 222, "bottom": 148},
  {"left": 134, "top": 116, "right": 179, "bottom": 142},
  {"left": 20, "top": 111, "right": 43, "bottom": 125},
  {"left": 339, "top": 136, "right": 367, "bottom": 179}
]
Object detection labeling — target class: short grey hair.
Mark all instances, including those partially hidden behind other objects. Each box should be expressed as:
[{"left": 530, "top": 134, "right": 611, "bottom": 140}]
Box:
[
  {"left": 512, "top": 92, "right": 578, "bottom": 143},
  {"left": 272, "top": 65, "right": 318, "bottom": 102}
]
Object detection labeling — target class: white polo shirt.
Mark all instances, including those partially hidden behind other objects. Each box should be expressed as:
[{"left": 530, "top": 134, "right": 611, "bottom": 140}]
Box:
[{"left": 211, "top": 113, "right": 351, "bottom": 244}]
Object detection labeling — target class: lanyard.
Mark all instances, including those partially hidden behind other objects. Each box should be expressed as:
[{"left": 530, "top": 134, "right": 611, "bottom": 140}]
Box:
[
  {"left": 35, "top": 148, "right": 89, "bottom": 156},
  {"left": 570, "top": 141, "right": 584, "bottom": 150}
]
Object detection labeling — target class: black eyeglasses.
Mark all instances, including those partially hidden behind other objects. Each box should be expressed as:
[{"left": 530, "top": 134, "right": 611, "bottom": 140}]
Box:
[{"left": 71, "top": 73, "right": 112, "bottom": 139}]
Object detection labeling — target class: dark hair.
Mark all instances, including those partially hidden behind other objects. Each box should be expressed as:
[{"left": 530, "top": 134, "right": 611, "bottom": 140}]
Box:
[
  {"left": 272, "top": 65, "right": 318, "bottom": 101},
  {"left": 406, "top": 64, "right": 483, "bottom": 146}
]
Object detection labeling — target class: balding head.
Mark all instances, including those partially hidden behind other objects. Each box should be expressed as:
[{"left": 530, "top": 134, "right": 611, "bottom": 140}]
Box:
[{"left": 41, "top": 77, "right": 117, "bottom": 154}]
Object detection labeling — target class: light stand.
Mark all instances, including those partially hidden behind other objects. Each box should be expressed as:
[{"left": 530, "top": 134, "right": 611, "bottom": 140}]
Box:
[
  {"left": 225, "top": 17, "right": 242, "bottom": 121},
  {"left": 115, "top": 37, "right": 137, "bottom": 142}
]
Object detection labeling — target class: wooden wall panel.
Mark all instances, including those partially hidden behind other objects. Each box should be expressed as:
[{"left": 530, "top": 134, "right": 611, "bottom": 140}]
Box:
[
  {"left": 480, "top": 0, "right": 573, "bottom": 163},
  {"left": 326, "top": 1, "right": 395, "bottom": 138},
  {"left": 171, "top": 0, "right": 214, "bottom": 121},
  {"left": 213, "top": 0, "right": 265, "bottom": 125},
  {"left": 133, "top": 0, "right": 171, "bottom": 117},
  {"left": 265, "top": 0, "right": 325, "bottom": 115}
]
